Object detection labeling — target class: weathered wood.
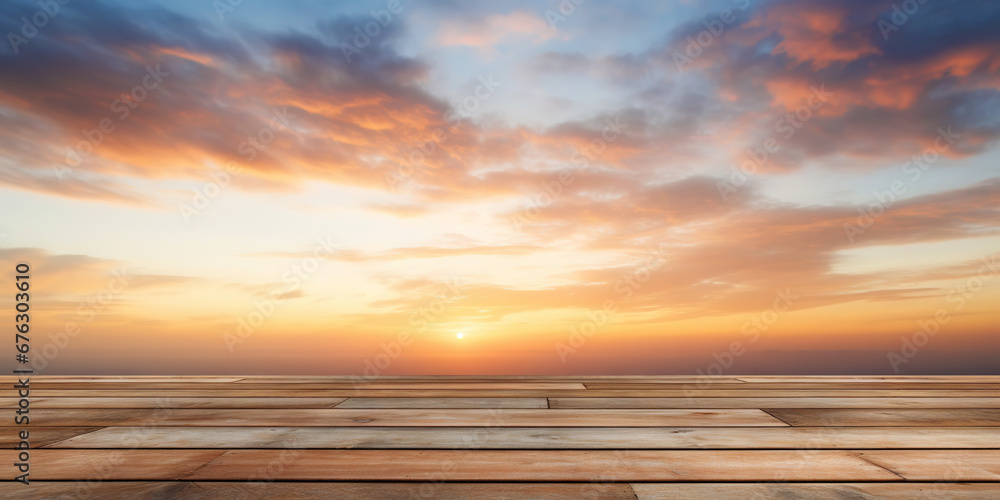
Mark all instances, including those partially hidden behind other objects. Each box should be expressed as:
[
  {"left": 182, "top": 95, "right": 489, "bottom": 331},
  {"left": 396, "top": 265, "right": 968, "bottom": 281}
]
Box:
[
  {"left": 23, "top": 408, "right": 787, "bottom": 427},
  {"left": 0, "top": 482, "right": 639, "bottom": 499},
  {"left": 25, "top": 382, "right": 589, "bottom": 390},
  {"left": 0, "top": 397, "right": 347, "bottom": 409},
  {"left": 633, "top": 483, "right": 1000, "bottom": 500},
  {"left": 4, "top": 375, "right": 997, "bottom": 489},
  {"left": 335, "top": 398, "right": 548, "bottom": 409},
  {"left": 764, "top": 408, "right": 1000, "bottom": 426},
  {"left": 0, "top": 427, "right": 103, "bottom": 448},
  {"left": 858, "top": 450, "right": 1000, "bottom": 480},
  {"left": 187, "top": 449, "right": 900, "bottom": 481},
  {"left": 735, "top": 376, "right": 1000, "bottom": 383},
  {"left": 29, "top": 389, "right": 998, "bottom": 397},
  {"left": 44, "top": 426, "right": 1000, "bottom": 450},
  {"left": 0, "top": 449, "right": 894, "bottom": 480},
  {"left": 583, "top": 382, "right": 1000, "bottom": 390},
  {"left": 0, "top": 450, "right": 226, "bottom": 480},
  {"left": 550, "top": 397, "right": 1000, "bottom": 409}
]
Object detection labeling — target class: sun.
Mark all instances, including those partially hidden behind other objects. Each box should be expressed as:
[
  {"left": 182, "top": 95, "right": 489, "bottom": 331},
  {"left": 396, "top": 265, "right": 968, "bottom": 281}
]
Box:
[{"left": 456, "top": 332, "right": 464, "bottom": 339}]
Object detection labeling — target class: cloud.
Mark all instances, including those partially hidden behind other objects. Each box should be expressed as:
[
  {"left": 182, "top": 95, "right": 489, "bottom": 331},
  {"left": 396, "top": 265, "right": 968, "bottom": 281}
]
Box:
[{"left": 435, "top": 11, "right": 555, "bottom": 51}]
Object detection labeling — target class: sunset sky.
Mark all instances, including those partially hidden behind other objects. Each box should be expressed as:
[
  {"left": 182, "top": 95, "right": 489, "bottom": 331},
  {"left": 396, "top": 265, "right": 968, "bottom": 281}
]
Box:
[{"left": 1, "top": 0, "right": 998, "bottom": 375}]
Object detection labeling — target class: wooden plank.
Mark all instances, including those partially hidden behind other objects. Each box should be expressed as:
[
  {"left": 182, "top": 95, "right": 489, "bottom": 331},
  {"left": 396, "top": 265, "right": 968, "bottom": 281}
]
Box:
[
  {"left": 584, "top": 383, "right": 1000, "bottom": 390},
  {"left": 1, "top": 377, "right": 244, "bottom": 383},
  {"left": 0, "top": 482, "right": 639, "bottom": 499},
  {"left": 0, "top": 427, "right": 103, "bottom": 447},
  {"left": 0, "top": 449, "right": 895, "bottom": 480},
  {"left": 0, "top": 397, "right": 346, "bottom": 409},
  {"left": 185, "top": 449, "right": 900, "bottom": 481},
  {"left": 30, "top": 389, "right": 999, "bottom": 397},
  {"left": 24, "top": 408, "right": 787, "bottom": 427},
  {"left": 233, "top": 376, "right": 744, "bottom": 384},
  {"left": 0, "top": 450, "right": 225, "bottom": 480},
  {"left": 633, "top": 483, "right": 1000, "bottom": 500},
  {"left": 44, "top": 426, "right": 1000, "bottom": 450},
  {"left": 25, "top": 382, "right": 589, "bottom": 390},
  {"left": 551, "top": 397, "right": 1000, "bottom": 409},
  {"left": 764, "top": 409, "right": 1000, "bottom": 426},
  {"left": 735, "top": 376, "right": 1000, "bottom": 383},
  {"left": 858, "top": 450, "right": 1000, "bottom": 481},
  {"left": 335, "top": 398, "right": 548, "bottom": 409}
]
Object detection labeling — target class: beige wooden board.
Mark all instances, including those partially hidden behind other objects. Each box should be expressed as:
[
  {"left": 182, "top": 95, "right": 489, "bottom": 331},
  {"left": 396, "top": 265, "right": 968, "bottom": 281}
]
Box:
[
  {"left": 550, "top": 397, "right": 1000, "bottom": 409},
  {"left": 583, "top": 382, "right": 1000, "bottom": 390},
  {"left": 0, "top": 427, "right": 103, "bottom": 447},
  {"left": 1, "top": 450, "right": 225, "bottom": 480},
  {"left": 44, "top": 426, "right": 1000, "bottom": 450},
  {"left": 632, "top": 483, "right": 1000, "bottom": 500},
  {"left": 29, "top": 389, "right": 999, "bottom": 397},
  {"left": 2, "top": 377, "right": 245, "bottom": 383},
  {"left": 0, "top": 450, "right": 893, "bottom": 481},
  {"left": 0, "top": 397, "right": 347, "bottom": 409},
  {"left": 735, "top": 376, "right": 1000, "bottom": 383},
  {"left": 335, "top": 398, "right": 548, "bottom": 409},
  {"left": 23, "top": 408, "right": 786, "bottom": 427},
  {"left": 183, "top": 449, "right": 899, "bottom": 481},
  {"left": 765, "top": 408, "right": 1000, "bottom": 426},
  {"left": 25, "top": 382, "right": 589, "bottom": 390},
  {"left": 0, "top": 482, "right": 639, "bottom": 499},
  {"left": 858, "top": 450, "right": 1000, "bottom": 480}
]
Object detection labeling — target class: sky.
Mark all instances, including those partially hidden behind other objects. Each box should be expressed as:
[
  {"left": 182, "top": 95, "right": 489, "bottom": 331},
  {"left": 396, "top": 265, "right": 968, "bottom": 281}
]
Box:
[{"left": 0, "top": 0, "right": 998, "bottom": 375}]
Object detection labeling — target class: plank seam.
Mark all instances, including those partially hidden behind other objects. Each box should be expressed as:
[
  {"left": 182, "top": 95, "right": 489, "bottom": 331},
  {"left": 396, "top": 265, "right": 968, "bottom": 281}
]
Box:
[
  {"left": 849, "top": 452, "right": 907, "bottom": 481},
  {"left": 178, "top": 450, "right": 231, "bottom": 480},
  {"left": 759, "top": 409, "right": 795, "bottom": 426}
]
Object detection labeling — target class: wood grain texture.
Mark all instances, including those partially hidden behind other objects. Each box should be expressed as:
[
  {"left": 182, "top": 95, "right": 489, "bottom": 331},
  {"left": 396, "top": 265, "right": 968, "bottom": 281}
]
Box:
[
  {"left": 0, "top": 427, "right": 103, "bottom": 447},
  {"left": 583, "top": 382, "right": 1000, "bottom": 390},
  {"left": 181, "top": 449, "right": 900, "bottom": 481},
  {"left": 0, "top": 482, "right": 639, "bottom": 499},
  {"left": 26, "top": 382, "right": 589, "bottom": 390},
  {"left": 6, "top": 375, "right": 999, "bottom": 492},
  {"left": 44, "top": 426, "right": 1000, "bottom": 449},
  {"left": 0, "top": 450, "right": 225, "bottom": 480},
  {"left": 23, "top": 408, "right": 786, "bottom": 427},
  {"left": 0, "top": 397, "right": 347, "bottom": 409},
  {"left": 30, "top": 388, "right": 998, "bottom": 397},
  {"left": 335, "top": 398, "right": 549, "bottom": 409},
  {"left": 857, "top": 450, "right": 1000, "bottom": 480},
  {"left": 633, "top": 483, "right": 1000, "bottom": 500},
  {"left": 550, "top": 397, "right": 1000, "bottom": 409},
  {"left": 764, "top": 408, "right": 1000, "bottom": 426}
]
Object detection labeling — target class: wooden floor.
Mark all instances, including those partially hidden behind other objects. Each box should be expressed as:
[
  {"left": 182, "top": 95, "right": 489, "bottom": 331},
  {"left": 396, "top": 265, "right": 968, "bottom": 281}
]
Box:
[{"left": 3, "top": 375, "right": 999, "bottom": 499}]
